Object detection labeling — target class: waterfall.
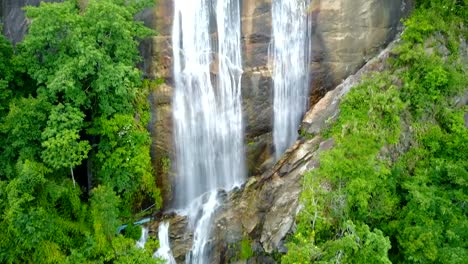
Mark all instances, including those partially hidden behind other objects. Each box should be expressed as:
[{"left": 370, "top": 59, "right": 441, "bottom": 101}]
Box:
[
  {"left": 172, "top": 0, "right": 244, "bottom": 262},
  {"left": 136, "top": 226, "right": 149, "bottom": 249},
  {"left": 185, "top": 191, "right": 220, "bottom": 263},
  {"left": 154, "top": 222, "right": 177, "bottom": 264},
  {"left": 272, "top": 0, "right": 312, "bottom": 159}
]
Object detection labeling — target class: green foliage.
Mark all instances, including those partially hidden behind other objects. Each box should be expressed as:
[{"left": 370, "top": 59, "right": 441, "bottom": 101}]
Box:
[
  {"left": 415, "top": 0, "right": 467, "bottom": 18},
  {"left": 240, "top": 238, "right": 254, "bottom": 260},
  {"left": 286, "top": 221, "right": 392, "bottom": 264},
  {"left": 110, "top": 235, "right": 161, "bottom": 264},
  {"left": 284, "top": 3, "right": 467, "bottom": 263},
  {"left": 394, "top": 38, "right": 461, "bottom": 116},
  {"left": 124, "top": 223, "right": 142, "bottom": 241},
  {"left": 92, "top": 113, "right": 161, "bottom": 212},
  {"left": 138, "top": 79, "right": 155, "bottom": 128},
  {"left": 18, "top": 0, "right": 153, "bottom": 117},
  {"left": 228, "top": 237, "right": 255, "bottom": 262},
  {"left": 42, "top": 103, "right": 91, "bottom": 170},
  {"left": 13, "top": 0, "right": 161, "bottom": 208},
  {"left": 90, "top": 185, "right": 120, "bottom": 254},
  {"left": 0, "top": 0, "right": 161, "bottom": 262},
  {"left": 0, "top": 159, "right": 88, "bottom": 263},
  {"left": 299, "top": 129, "right": 315, "bottom": 140},
  {"left": 7, "top": 0, "right": 159, "bottom": 193},
  {"left": 161, "top": 156, "right": 171, "bottom": 175},
  {"left": 284, "top": 72, "right": 403, "bottom": 263},
  {"left": 389, "top": 110, "right": 468, "bottom": 263},
  {"left": 0, "top": 96, "right": 51, "bottom": 179},
  {"left": 0, "top": 32, "right": 14, "bottom": 117}
]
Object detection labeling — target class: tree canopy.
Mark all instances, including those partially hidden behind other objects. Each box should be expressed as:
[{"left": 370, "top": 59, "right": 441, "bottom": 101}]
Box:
[
  {"left": 282, "top": 1, "right": 467, "bottom": 263},
  {"left": 0, "top": 0, "right": 162, "bottom": 262}
]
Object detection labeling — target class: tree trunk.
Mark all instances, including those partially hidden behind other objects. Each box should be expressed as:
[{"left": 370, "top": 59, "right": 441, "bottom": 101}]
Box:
[{"left": 70, "top": 166, "right": 76, "bottom": 187}]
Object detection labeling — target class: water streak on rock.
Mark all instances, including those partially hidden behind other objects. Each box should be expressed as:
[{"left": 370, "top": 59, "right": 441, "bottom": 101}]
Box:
[
  {"left": 172, "top": 0, "right": 244, "bottom": 262},
  {"left": 272, "top": 0, "right": 312, "bottom": 159}
]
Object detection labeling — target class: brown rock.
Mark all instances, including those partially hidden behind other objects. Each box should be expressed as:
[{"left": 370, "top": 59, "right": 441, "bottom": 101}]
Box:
[{"left": 148, "top": 214, "right": 192, "bottom": 263}]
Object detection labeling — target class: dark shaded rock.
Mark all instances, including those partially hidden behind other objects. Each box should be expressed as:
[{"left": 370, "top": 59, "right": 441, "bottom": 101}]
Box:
[
  {"left": 242, "top": 68, "right": 273, "bottom": 140},
  {"left": 465, "top": 113, "right": 468, "bottom": 128},
  {"left": 3, "top": 1, "right": 414, "bottom": 186},
  {"left": 245, "top": 132, "right": 273, "bottom": 176},
  {"left": 1, "top": 0, "right": 64, "bottom": 44},
  {"left": 149, "top": 84, "right": 175, "bottom": 207}
]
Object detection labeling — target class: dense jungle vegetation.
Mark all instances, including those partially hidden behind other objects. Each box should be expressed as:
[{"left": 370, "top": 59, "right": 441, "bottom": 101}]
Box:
[
  {"left": 283, "top": 0, "right": 467, "bottom": 263},
  {"left": 0, "top": 0, "right": 162, "bottom": 263}
]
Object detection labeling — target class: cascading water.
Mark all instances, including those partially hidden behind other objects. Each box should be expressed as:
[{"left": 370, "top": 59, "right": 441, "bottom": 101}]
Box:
[
  {"left": 185, "top": 191, "right": 220, "bottom": 263},
  {"left": 154, "top": 222, "right": 177, "bottom": 264},
  {"left": 172, "top": 0, "right": 244, "bottom": 262},
  {"left": 136, "top": 226, "right": 149, "bottom": 249},
  {"left": 271, "top": 0, "right": 312, "bottom": 159}
]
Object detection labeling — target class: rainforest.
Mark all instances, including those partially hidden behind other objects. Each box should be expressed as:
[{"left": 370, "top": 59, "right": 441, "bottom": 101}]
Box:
[{"left": 0, "top": 0, "right": 466, "bottom": 263}]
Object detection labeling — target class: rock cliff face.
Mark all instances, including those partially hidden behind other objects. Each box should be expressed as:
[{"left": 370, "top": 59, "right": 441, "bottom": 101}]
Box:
[
  {"left": 142, "top": 0, "right": 412, "bottom": 204},
  {"left": 1, "top": 0, "right": 63, "bottom": 44}
]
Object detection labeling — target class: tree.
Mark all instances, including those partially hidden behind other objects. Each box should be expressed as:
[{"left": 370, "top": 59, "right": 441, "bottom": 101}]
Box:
[
  {"left": 0, "top": 30, "right": 14, "bottom": 117},
  {"left": 18, "top": 0, "right": 153, "bottom": 117},
  {"left": 41, "top": 103, "right": 91, "bottom": 186},
  {"left": 14, "top": 0, "right": 160, "bottom": 207},
  {"left": 0, "top": 0, "right": 162, "bottom": 262},
  {"left": 92, "top": 114, "right": 161, "bottom": 211},
  {"left": 0, "top": 96, "right": 51, "bottom": 179}
]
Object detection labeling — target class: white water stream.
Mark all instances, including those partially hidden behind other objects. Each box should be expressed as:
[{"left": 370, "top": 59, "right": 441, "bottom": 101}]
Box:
[
  {"left": 171, "top": 0, "right": 244, "bottom": 263},
  {"left": 272, "top": 0, "right": 312, "bottom": 159},
  {"left": 154, "top": 222, "right": 177, "bottom": 264},
  {"left": 185, "top": 191, "right": 220, "bottom": 263},
  {"left": 136, "top": 226, "right": 149, "bottom": 249}
]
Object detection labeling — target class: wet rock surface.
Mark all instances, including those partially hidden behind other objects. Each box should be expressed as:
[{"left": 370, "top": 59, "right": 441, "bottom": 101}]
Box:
[
  {"left": 149, "top": 214, "right": 192, "bottom": 263},
  {"left": 2, "top": 2, "right": 414, "bottom": 262}
]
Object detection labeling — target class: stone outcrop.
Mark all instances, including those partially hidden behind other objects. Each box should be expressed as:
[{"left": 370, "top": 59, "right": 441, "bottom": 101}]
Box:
[
  {"left": 302, "top": 37, "right": 400, "bottom": 135},
  {"left": 1, "top": 2, "right": 414, "bottom": 260}
]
